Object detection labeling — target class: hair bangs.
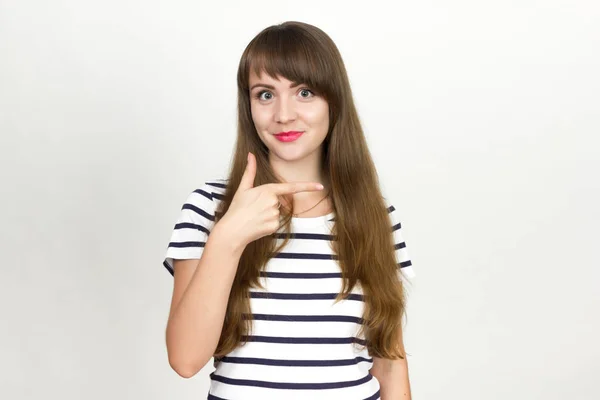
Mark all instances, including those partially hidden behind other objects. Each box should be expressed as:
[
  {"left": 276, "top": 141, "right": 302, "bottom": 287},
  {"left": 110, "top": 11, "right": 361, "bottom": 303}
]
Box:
[{"left": 239, "top": 25, "right": 334, "bottom": 101}]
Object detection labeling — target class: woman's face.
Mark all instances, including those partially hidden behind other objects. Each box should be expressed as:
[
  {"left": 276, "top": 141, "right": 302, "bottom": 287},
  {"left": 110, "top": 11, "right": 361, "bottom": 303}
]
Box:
[{"left": 248, "top": 70, "right": 329, "bottom": 163}]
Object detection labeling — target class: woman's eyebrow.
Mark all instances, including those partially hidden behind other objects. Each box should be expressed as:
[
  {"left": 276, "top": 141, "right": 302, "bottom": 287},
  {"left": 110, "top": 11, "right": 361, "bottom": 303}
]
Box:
[{"left": 250, "top": 82, "right": 302, "bottom": 91}]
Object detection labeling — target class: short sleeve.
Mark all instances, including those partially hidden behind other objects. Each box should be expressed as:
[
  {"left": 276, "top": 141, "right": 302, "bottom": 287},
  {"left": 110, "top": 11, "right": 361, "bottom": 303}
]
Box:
[
  {"left": 162, "top": 182, "right": 222, "bottom": 276},
  {"left": 387, "top": 202, "right": 416, "bottom": 283}
]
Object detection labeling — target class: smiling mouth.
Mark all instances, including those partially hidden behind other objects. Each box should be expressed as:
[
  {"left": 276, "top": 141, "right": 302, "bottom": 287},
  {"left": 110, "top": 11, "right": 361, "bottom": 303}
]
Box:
[
  {"left": 273, "top": 131, "right": 304, "bottom": 142},
  {"left": 274, "top": 131, "right": 304, "bottom": 136}
]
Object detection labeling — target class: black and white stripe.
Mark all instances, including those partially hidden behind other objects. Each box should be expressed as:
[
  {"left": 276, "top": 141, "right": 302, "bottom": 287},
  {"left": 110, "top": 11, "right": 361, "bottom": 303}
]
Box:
[{"left": 163, "top": 179, "right": 414, "bottom": 399}]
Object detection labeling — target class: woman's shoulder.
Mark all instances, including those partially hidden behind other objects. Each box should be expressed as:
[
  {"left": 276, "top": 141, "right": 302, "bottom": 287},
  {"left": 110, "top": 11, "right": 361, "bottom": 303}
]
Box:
[
  {"left": 380, "top": 196, "right": 405, "bottom": 229},
  {"left": 200, "top": 178, "right": 229, "bottom": 197},
  {"left": 381, "top": 196, "right": 398, "bottom": 213},
  {"left": 179, "top": 178, "right": 229, "bottom": 211}
]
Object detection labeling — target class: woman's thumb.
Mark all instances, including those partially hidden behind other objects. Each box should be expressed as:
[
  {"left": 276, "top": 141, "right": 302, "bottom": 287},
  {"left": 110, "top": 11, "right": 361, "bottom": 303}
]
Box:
[{"left": 238, "top": 152, "right": 256, "bottom": 190}]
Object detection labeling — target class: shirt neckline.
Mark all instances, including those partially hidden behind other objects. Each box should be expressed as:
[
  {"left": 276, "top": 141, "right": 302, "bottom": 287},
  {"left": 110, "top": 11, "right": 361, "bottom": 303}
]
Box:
[{"left": 290, "top": 211, "right": 335, "bottom": 228}]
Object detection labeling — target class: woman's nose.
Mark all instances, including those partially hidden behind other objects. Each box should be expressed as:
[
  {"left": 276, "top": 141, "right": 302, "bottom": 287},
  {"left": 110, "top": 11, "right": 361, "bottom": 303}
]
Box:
[{"left": 274, "top": 97, "right": 297, "bottom": 123}]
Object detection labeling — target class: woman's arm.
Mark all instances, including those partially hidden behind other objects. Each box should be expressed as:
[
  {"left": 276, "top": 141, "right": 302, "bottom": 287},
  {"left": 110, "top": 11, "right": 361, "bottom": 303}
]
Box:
[
  {"left": 166, "top": 221, "right": 245, "bottom": 378},
  {"left": 370, "top": 325, "right": 412, "bottom": 399}
]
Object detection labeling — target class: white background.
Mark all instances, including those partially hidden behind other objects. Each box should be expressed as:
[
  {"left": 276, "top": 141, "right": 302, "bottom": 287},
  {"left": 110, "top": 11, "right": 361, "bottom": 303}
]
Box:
[{"left": 1, "top": 0, "right": 598, "bottom": 399}]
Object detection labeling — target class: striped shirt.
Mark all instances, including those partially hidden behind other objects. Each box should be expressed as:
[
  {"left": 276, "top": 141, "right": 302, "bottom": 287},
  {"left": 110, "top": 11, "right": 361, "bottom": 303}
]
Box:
[{"left": 163, "top": 179, "right": 415, "bottom": 400}]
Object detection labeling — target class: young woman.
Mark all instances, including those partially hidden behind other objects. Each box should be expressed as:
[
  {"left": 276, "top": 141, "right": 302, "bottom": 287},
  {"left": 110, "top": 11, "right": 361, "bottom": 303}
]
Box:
[{"left": 162, "top": 21, "right": 416, "bottom": 400}]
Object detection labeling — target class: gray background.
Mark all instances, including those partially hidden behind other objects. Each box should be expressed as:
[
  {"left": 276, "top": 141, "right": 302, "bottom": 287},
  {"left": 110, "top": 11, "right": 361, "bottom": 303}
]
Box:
[{"left": 1, "top": 0, "right": 598, "bottom": 399}]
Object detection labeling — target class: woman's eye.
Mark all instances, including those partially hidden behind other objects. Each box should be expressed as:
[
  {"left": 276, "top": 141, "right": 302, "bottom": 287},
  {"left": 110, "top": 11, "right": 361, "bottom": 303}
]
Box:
[
  {"left": 299, "top": 88, "right": 314, "bottom": 98},
  {"left": 254, "top": 88, "right": 314, "bottom": 101},
  {"left": 256, "top": 90, "right": 273, "bottom": 101}
]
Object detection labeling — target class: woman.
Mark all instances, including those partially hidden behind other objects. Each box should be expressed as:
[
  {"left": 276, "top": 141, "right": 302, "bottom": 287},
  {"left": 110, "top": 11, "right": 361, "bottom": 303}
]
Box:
[{"left": 163, "top": 21, "right": 416, "bottom": 399}]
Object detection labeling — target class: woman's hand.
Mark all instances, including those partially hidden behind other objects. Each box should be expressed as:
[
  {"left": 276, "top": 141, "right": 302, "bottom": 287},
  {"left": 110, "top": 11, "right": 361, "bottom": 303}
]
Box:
[{"left": 219, "top": 152, "right": 324, "bottom": 247}]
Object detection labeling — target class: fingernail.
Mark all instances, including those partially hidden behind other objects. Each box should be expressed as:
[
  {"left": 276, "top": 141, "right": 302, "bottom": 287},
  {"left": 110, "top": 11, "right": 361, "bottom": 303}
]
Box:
[{"left": 317, "top": 184, "right": 324, "bottom": 190}]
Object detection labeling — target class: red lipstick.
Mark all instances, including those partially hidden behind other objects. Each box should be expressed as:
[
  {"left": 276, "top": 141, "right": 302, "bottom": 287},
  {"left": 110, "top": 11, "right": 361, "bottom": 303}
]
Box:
[{"left": 274, "top": 131, "right": 304, "bottom": 142}]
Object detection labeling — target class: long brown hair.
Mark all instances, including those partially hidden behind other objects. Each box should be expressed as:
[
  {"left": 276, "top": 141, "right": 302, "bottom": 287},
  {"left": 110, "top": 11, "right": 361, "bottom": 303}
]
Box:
[{"left": 213, "top": 21, "right": 407, "bottom": 360}]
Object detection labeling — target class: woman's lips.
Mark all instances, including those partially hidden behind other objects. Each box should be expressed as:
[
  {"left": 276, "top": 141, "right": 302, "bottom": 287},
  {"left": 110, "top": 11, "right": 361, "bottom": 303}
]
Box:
[{"left": 274, "top": 131, "right": 304, "bottom": 142}]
